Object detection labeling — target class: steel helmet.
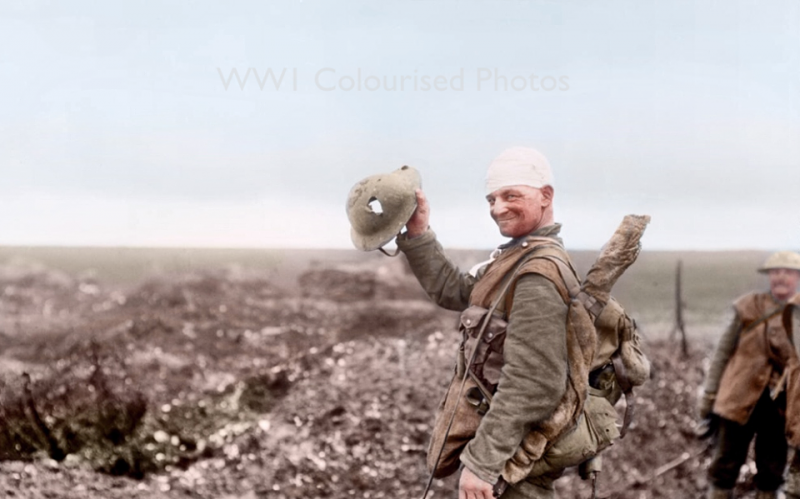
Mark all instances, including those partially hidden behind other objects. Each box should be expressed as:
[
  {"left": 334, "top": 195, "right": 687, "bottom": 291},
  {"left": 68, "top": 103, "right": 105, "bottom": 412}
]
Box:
[
  {"left": 759, "top": 251, "right": 800, "bottom": 273},
  {"left": 346, "top": 165, "right": 421, "bottom": 251}
]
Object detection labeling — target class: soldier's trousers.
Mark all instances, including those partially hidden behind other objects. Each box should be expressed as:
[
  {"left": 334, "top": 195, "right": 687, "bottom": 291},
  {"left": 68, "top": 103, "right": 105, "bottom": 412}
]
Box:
[
  {"left": 785, "top": 449, "right": 800, "bottom": 498},
  {"left": 708, "top": 390, "right": 787, "bottom": 492}
]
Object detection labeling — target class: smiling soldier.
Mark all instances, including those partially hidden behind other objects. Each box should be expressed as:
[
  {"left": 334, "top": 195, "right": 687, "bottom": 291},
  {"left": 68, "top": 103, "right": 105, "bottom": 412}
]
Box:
[
  {"left": 699, "top": 251, "right": 800, "bottom": 499},
  {"left": 396, "top": 147, "right": 589, "bottom": 499}
]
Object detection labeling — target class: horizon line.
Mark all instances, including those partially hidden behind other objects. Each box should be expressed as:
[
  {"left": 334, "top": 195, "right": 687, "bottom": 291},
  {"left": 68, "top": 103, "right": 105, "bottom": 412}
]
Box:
[{"left": 0, "top": 244, "right": 780, "bottom": 253}]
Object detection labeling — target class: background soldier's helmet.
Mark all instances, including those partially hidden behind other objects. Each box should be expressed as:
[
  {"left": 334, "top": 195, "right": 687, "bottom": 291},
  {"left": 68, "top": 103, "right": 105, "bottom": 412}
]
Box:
[
  {"left": 759, "top": 251, "right": 800, "bottom": 273},
  {"left": 346, "top": 165, "right": 421, "bottom": 251}
]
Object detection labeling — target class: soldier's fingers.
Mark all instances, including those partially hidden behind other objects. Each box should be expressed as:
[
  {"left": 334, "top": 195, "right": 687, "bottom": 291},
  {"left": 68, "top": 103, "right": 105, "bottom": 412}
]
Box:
[{"left": 414, "top": 189, "right": 429, "bottom": 213}]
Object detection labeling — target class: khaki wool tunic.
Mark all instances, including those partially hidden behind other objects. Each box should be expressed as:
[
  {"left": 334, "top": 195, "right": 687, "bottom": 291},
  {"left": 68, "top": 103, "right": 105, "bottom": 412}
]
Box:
[{"left": 397, "top": 224, "right": 570, "bottom": 486}]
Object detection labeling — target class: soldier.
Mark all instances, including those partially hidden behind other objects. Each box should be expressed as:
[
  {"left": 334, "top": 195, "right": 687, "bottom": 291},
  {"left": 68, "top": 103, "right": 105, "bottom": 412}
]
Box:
[
  {"left": 786, "top": 297, "right": 800, "bottom": 499},
  {"left": 699, "top": 251, "right": 800, "bottom": 499},
  {"left": 395, "top": 147, "right": 586, "bottom": 499}
]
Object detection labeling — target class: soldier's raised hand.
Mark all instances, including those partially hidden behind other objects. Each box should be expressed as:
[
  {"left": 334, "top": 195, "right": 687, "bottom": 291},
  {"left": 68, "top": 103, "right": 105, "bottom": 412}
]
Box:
[{"left": 404, "top": 189, "right": 430, "bottom": 239}]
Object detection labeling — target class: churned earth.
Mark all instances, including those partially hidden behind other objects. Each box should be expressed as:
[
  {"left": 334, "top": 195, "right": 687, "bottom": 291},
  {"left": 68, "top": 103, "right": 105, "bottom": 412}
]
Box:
[{"left": 0, "top": 256, "right": 764, "bottom": 499}]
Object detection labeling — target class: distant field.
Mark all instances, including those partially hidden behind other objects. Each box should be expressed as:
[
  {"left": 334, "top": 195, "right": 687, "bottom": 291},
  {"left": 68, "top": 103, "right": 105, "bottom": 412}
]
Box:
[
  {"left": 0, "top": 245, "right": 773, "bottom": 339},
  {"left": 592, "top": 250, "right": 770, "bottom": 337},
  {"left": 0, "top": 246, "right": 334, "bottom": 287}
]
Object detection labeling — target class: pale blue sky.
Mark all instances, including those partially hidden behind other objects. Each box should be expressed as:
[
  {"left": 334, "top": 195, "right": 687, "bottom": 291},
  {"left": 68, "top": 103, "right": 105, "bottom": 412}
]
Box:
[{"left": 1, "top": 0, "right": 798, "bottom": 250}]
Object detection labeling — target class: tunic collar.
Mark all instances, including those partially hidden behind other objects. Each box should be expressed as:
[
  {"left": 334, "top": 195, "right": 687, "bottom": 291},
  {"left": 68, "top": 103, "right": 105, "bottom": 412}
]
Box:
[{"left": 498, "top": 223, "right": 563, "bottom": 250}]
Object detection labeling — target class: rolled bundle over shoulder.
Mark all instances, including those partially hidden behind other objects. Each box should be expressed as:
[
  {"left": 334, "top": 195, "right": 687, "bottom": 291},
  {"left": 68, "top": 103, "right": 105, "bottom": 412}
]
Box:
[
  {"left": 583, "top": 215, "right": 651, "bottom": 305},
  {"left": 582, "top": 215, "right": 651, "bottom": 428}
]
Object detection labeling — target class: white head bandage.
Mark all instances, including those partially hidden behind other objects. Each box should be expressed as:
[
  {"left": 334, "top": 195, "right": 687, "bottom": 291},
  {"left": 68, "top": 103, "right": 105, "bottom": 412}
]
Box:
[{"left": 485, "top": 147, "right": 553, "bottom": 195}]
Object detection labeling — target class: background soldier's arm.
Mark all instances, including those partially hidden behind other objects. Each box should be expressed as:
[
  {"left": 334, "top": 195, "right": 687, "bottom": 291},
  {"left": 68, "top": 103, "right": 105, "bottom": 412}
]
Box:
[{"left": 704, "top": 310, "right": 743, "bottom": 396}]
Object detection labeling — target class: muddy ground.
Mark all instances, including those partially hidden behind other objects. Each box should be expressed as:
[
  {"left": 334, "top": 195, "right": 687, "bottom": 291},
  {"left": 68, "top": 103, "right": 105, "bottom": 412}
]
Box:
[{"left": 0, "top": 255, "right": 766, "bottom": 498}]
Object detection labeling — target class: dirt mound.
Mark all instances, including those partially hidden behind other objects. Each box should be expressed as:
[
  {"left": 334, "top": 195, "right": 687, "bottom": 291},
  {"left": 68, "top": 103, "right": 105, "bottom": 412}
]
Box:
[
  {"left": 299, "top": 268, "right": 376, "bottom": 301},
  {"left": 123, "top": 268, "right": 283, "bottom": 313},
  {"left": 0, "top": 259, "right": 104, "bottom": 326},
  {"left": 299, "top": 259, "right": 428, "bottom": 302},
  {"left": 0, "top": 340, "right": 148, "bottom": 475}
]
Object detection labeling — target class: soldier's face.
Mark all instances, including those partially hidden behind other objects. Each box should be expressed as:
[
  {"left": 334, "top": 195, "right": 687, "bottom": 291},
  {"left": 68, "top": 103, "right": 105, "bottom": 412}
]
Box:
[
  {"left": 486, "top": 185, "right": 552, "bottom": 238},
  {"left": 768, "top": 268, "right": 800, "bottom": 301}
]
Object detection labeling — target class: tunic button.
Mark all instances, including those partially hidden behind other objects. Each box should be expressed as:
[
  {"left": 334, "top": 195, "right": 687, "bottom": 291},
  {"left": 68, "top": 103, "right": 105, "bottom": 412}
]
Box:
[
  {"left": 466, "top": 319, "right": 472, "bottom": 325},
  {"left": 487, "top": 333, "right": 494, "bottom": 339},
  {"left": 522, "top": 242, "right": 529, "bottom": 248}
]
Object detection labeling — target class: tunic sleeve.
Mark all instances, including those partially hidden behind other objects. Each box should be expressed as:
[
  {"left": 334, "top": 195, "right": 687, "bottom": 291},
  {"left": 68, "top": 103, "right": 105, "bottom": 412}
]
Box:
[
  {"left": 396, "top": 229, "right": 475, "bottom": 311},
  {"left": 704, "top": 309, "right": 743, "bottom": 395}
]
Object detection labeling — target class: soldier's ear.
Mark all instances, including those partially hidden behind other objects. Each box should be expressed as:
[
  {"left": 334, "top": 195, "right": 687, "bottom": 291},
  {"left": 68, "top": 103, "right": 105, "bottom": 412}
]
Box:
[{"left": 540, "top": 185, "right": 554, "bottom": 205}]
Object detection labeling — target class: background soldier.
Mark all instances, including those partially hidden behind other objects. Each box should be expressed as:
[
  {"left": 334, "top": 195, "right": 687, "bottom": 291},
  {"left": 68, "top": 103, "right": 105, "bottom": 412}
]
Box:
[{"left": 699, "top": 251, "right": 800, "bottom": 499}]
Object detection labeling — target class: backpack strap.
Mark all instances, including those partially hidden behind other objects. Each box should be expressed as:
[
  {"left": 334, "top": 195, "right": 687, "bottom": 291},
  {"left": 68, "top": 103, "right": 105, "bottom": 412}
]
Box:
[
  {"left": 504, "top": 248, "right": 570, "bottom": 310},
  {"left": 743, "top": 305, "right": 785, "bottom": 334},
  {"left": 611, "top": 355, "right": 635, "bottom": 438},
  {"left": 539, "top": 251, "right": 606, "bottom": 318}
]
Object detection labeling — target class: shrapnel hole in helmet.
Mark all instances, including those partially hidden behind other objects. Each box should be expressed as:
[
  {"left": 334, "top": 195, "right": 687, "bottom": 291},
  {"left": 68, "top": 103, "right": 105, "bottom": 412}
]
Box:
[{"left": 368, "top": 197, "right": 384, "bottom": 215}]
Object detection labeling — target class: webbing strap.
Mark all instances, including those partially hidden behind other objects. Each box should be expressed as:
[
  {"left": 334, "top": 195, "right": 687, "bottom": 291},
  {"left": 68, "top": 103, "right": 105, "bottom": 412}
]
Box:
[
  {"left": 541, "top": 253, "right": 607, "bottom": 318},
  {"left": 743, "top": 305, "right": 785, "bottom": 335},
  {"left": 611, "top": 353, "right": 635, "bottom": 438},
  {"left": 468, "top": 370, "right": 494, "bottom": 403},
  {"left": 578, "top": 291, "right": 606, "bottom": 319},
  {"left": 378, "top": 246, "right": 401, "bottom": 257},
  {"left": 542, "top": 252, "right": 580, "bottom": 296}
]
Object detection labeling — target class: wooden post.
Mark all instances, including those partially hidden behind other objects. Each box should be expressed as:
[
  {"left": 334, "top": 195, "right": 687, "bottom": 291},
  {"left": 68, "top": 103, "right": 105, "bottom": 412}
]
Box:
[{"left": 671, "top": 259, "right": 689, "bottom": 357}]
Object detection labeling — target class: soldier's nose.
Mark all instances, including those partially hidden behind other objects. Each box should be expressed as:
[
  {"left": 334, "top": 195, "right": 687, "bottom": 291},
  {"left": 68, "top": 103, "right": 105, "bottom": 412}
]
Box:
[{"left": 491, "top": 201, "right": 507, "bottom": 217}]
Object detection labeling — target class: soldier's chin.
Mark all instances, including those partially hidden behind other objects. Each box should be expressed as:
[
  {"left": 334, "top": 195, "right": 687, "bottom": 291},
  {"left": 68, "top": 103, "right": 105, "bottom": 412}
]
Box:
[
  {"left": 497, "top": 225, "right": 524, "bottom": 238},
  {"left": 496, "top": 224, "right": 513, "bottom": 237}
]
